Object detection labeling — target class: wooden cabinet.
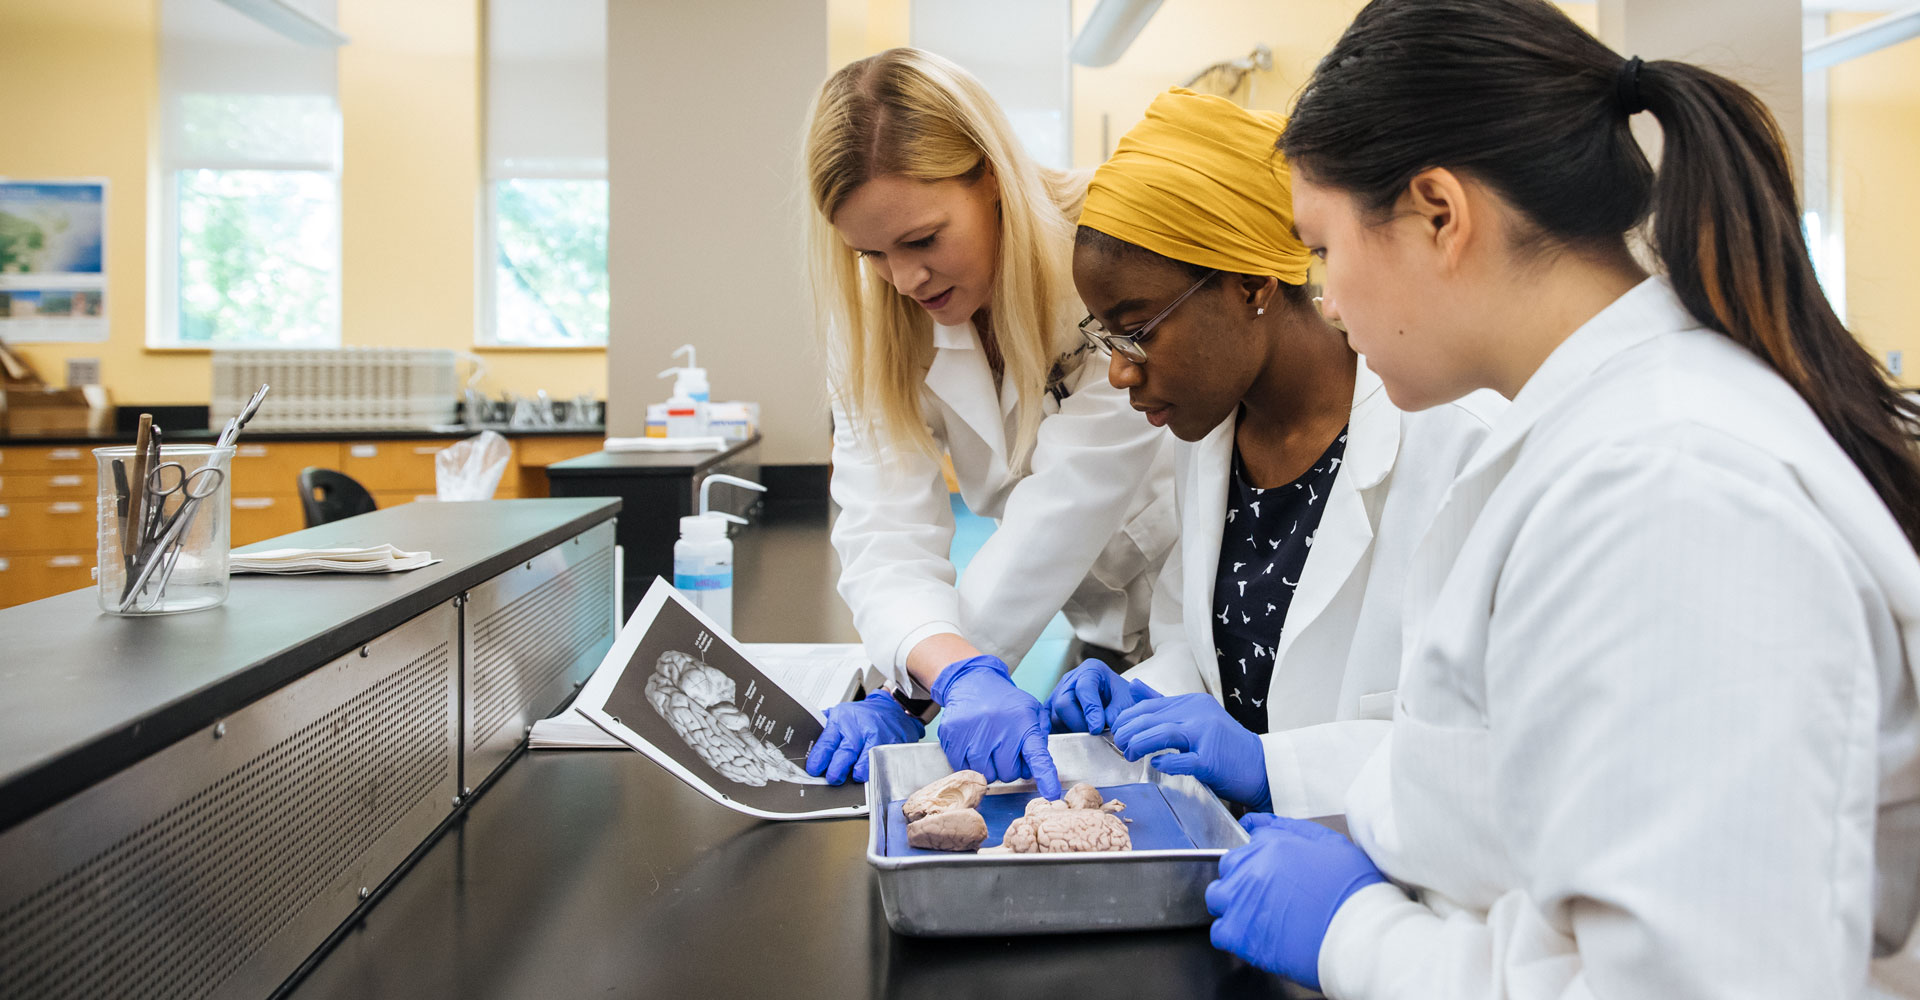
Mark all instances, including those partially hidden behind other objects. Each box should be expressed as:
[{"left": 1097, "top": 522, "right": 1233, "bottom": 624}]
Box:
[
  {"left": 0, "top": 444, "right": 92, "bottom": 473},
  {"left": 513, "top": 435, "right": 602, "bottom": 497},
  {"left": 371, "top": 490, "right": 441, "bottom": 510},
  {"left": 343, "top": 439, "right": 462, "bottom": 492},
  {"left": 230, "top": 442, "right": 342, "bottom": 546},
  {"left": 231, "top": 495, "right": 305, "bottom": 547},
  {"left": 0, "top": 432, "right": 602, "bottom": 607},
  {"left": 0, "top": 471, "right": 94, "bottom": 501},
  {"left": 0, "top": 445, "right": 109, "bottom": 607},
  {"left": 0, "top": 552, "right": 93, "bottom": 608},
  {"left": 1, "top": 498, "right": 98, "bottom": 551},
  {"left": 229, "top": 441, "right": 341, "bottom": 497}
]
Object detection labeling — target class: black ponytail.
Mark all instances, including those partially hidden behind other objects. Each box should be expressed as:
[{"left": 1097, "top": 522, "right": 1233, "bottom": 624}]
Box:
[{"left": 1281, "top": 0, "right": 1920, "bottom": 551}]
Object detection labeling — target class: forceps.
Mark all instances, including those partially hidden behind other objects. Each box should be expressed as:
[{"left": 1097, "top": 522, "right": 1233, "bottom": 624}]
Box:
[{"left": 217, "top": 383, "right": 270, "bottom": 448}]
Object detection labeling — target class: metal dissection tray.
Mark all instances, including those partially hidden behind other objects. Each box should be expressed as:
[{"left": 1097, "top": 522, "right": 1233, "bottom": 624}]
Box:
[{"left": 866, "top": 734, "right": 1248, "bottom": 937}]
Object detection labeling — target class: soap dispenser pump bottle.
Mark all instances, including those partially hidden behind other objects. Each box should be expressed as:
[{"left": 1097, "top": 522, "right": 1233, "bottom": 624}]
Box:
[
  {"left": 672, "top": 473, "right": 767, "bottom": 631},
  {"left": 658, "top": 343, "right": 710, "bottom": 437}
]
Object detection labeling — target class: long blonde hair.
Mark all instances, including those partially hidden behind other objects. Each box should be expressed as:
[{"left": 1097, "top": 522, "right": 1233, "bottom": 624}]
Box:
[{"left": 805, "top": 47, "right": 1086, "bottom": 469}]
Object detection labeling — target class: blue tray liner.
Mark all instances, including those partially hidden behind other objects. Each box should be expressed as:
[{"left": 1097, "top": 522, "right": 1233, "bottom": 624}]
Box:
[{"left": 882, "top": 782, "right": 1197, "bottom": 857}]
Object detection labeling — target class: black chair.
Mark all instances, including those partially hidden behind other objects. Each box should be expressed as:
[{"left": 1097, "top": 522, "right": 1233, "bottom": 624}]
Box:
[{"left": 297, "top": 467, "right": 377, "bottom": 527}]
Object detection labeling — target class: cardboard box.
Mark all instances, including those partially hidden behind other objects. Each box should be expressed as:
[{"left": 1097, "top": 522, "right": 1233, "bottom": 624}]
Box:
[{"left": 1, "top": 387, "right": 112, "bottom": 434}]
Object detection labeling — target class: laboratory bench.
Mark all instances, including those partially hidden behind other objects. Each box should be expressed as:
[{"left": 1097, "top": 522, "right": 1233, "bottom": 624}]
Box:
[
  {"left": 284, "top": 504, "right": 1308, "bottom": 1000},
  {"left": 0, "top": 498, "right": 623, "bottom": 1000},
  {"left": 546, "top": 435, "right": 763, "bottom": 617},
  {"left": 0, "top": 425, "right": 608, "bottom": 608},
  {"left": 0, "top": 498, "right": 1306, "bottom": 999}
]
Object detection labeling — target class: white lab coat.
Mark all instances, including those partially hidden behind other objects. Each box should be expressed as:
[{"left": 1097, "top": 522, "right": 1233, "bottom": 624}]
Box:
[
  {"left": 1317, "top": 278, "right": 1920, "bottom": 999},
  {"left": 1126, "top": 359, "right": 1502, "bottom": 818},
  {"left": 830, "top": 319, "right": 1177, "bottom": 695}
]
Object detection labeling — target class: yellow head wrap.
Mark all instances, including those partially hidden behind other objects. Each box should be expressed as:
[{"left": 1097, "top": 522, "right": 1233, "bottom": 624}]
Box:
[{"left": 1080, "top": 88, "right": 1310, "bottom": 284}]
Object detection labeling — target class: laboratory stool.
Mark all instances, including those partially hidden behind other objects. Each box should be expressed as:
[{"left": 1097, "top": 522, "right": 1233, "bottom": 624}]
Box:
[{"left": 297, "top": 467, "right": 378, "bottom": 527}]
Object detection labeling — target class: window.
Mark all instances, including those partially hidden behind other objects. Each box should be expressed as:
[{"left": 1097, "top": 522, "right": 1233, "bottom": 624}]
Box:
[
  {"left": 156, "top": 0, "right": 342, "bottom": 348},
  {"left": 482, "top": 0, "right": 608, "bottom": 347}
]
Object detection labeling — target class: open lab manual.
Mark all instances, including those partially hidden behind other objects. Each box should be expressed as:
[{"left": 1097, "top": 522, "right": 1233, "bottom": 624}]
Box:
[
  {"left": 531, "top": 642, "right": 879, "bottom": 748},
  {"left": 533, "top": 579, "right": 886, "bottom": 819}
]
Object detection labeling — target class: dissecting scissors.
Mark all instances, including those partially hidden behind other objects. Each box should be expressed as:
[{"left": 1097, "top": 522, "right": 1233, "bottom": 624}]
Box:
[{"left": 119, "top": 462, "right": 227, "bottom": 611}]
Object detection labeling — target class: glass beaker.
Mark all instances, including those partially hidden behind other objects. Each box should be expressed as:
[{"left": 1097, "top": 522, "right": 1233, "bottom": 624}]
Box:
[{"left": 95, "top": 444, "right": 235, "bottom": 615}]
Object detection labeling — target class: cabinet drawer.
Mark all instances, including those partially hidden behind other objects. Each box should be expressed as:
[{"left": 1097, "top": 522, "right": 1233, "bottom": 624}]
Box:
[
  {"left": 342, "top": 439, "right": 479, "bottom": 492},
  {"left": 370, "top": 485, "right": 517, "bottom": 505},
  {"left": 0, "top": 555, "right": 18, "bottom": 608},
  {"left": 231, "top": 494, "right": 306, "bottom": 547},
  {"left": 0, "top": 551, "right": 95, "bottom": 608},
  {"left": 33, "top": 551, "right": 94, "bottom": 598},
  {"left": 371, "top": 491, "right": 439, "bottom": 511},
  {"left": 229, "top": 442, "right": 342, "bottom": 497},
  {"left": 0, "top": 499, "right": 101, "bottom": 552},
  {"left": 0, "top": 471, "right": 94, "bottom": 500},
  {"left": 516, "top": 435, "right": 601, "bottom": 468},
  {"left": 1, "top": 445, "right": 94, "bottom": 473}
]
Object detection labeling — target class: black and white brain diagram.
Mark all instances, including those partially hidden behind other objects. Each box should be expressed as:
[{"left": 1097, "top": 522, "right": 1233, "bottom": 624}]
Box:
[{"left": 644, "top": 650, "right": 822, "bottom": 787}]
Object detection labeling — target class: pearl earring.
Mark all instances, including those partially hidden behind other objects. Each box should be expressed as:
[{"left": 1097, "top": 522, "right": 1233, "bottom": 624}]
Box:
[{"left": 1255, "top": 307, "right": 1266, "bottom": 316}]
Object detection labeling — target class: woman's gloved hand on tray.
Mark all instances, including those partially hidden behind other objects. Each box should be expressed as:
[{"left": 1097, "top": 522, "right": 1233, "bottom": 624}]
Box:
[
  {"left": 930, "top": 654, "right": 1063, "bottom": 799},
  {"left": 1110, "top": 693, "right": 1271, "bottom": 811},
  {"left": 805, "top": 691, "right": 926, "bottom": 784},
  {"left": 1206, "top": 813, "right": 1388, "bottom": 990},
  {"left": 1045, "top": 659, "right": 1161, "bottom": 735}
]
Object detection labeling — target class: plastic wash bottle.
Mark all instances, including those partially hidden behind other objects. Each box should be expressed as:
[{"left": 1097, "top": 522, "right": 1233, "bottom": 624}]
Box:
[{"left": 672, "top": 473, "right": 766, "bottom": 632}]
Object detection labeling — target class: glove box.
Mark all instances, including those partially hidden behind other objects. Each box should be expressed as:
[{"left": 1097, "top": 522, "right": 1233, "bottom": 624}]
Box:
[{"left": 865, "top": 734, "right": 1249, "bottom": 936}]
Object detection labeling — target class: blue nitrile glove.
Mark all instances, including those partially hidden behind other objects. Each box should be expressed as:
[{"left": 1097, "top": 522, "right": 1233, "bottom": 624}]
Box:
[
  {"left": 930, "top": 654, "right": 1062, "bottom": 799},
  {"left": 1109, "top": 693, "right": 1272, "bottom": 811},
  {"left": 1205, "top": 813, "right": 1388, "bottom": 990},
  {"left": 804, "top": 691, "right": 927, "bottom": 784},
  {"left": 1046, "top": 659, "right": 1161, "bottom": 735}
]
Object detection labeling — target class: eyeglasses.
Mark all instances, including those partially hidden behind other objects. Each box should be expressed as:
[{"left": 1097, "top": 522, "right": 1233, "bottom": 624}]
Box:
[{"left": 1078, "top": 269, "right": 1219, "bottom": 365}]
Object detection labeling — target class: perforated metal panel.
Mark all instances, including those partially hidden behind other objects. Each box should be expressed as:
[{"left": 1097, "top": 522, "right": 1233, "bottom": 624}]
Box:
[
  {"left": 463, "top": 519, "right": 618, "bottom": 783},
  {"left": 0, "top": 602, "right": 458, "bottom": 1000}
]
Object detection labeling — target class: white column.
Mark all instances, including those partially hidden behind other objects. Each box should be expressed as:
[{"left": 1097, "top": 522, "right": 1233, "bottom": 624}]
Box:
[
  {"left": 606, "top": 0, "right": 831, "bottom": 462},
  {"left": 1598, "top": 0, "right": 1804, "bottom": 190}
]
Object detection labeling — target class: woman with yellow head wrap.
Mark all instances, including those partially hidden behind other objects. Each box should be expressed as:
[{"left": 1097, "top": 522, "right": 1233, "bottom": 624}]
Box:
[{"left": 1047, "top": 87, "right": 1506, "bottom": 828}]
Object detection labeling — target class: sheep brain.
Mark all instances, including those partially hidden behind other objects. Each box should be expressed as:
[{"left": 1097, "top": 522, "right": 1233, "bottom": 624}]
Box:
[
  {"left": 903, "top": 769, "right": 986, "bottom": 822},
  {"left": 899, "top": 775, "right": 1133, "bottom": 854}
]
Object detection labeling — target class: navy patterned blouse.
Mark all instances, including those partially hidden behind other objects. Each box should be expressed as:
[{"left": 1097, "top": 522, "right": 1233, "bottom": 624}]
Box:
[{"left": 1212, "top": 427, "right": 1348, "bottom": 734}]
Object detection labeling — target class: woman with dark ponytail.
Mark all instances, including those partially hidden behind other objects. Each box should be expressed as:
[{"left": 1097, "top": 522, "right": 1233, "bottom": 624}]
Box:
[{"left": 1199, "top": 1, "right": 1920, "bottom": 995}]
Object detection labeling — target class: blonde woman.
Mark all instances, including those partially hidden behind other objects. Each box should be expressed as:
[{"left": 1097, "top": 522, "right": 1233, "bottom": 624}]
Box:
[{"left": 798, "top": 48, "right": 1175, "bottom": 797}]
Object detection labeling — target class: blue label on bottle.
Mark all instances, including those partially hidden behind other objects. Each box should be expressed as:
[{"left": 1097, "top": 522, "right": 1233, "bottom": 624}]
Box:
[{"left": 674, "top": 572, "right": 730, "bottom": 591}]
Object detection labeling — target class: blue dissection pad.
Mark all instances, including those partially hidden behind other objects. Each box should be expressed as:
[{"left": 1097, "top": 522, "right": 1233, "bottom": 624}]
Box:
[{"left": 882, "top": 782, "right": 1196, "bottom": 857}]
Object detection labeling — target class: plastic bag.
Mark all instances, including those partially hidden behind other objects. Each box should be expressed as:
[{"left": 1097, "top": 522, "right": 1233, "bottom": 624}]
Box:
[{"left": 435, "top": 430, "right": 511, "bottom": 501}]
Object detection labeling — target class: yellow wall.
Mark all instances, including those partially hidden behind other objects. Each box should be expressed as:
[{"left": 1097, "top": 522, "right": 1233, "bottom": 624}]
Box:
[
  {"left": 0, "top": 0, "right": 190, "bottom": 398},
  {"left": 829, "top": 0, "right": 911, "bottom": 69},
  {"left": 1066, "top": 2, "right": 1599, "bottom": 169},
  {"left": 1830, "top": 13, "right": 1920, "bottom": 373},
  {"left": 0, "top": 0, "right": 606, "bottom": 406},
  {"left": 1068, "top": 0, "right": 1359, "bottom": 168},
  {"left": 1561, "top": 3, "right": 1600, "bottom": 36},
  {"left": 8, "top": 1, "right": 1894, "bottom": 405}
]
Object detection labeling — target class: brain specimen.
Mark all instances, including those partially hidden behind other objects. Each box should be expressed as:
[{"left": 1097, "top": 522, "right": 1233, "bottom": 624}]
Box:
[
  {"left": 1061, "top": 782, "right": 1107, "bottom": 811},
  {"left": 901, "top": 770, "right": 989, "bottom": 851},
  {"left": 907, "top": 807, "right": 989, "bottom": 851},
  {"left": 644, "top": 649, "right": 819, "bottom": 786},
  {"left": 1000, "top": 803, "right": 1132, "bottom": 853},
  {"left": 903, "top": 770, "right": 986, "bottom": 822},
  {"left": 901, "top": 775, "right": 1132, "bottom": 854}
]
